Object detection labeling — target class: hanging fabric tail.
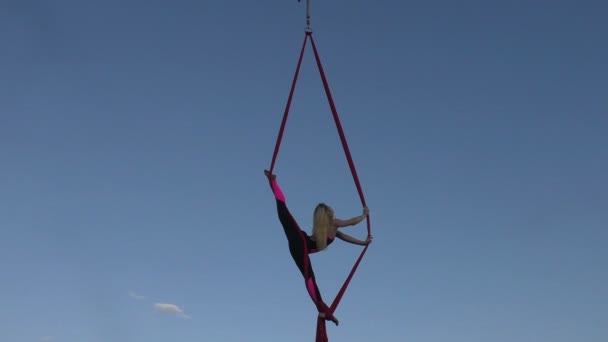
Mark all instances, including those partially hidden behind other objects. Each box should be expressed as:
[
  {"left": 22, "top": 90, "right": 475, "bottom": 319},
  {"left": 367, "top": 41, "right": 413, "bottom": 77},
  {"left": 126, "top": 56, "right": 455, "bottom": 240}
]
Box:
[{"left": 269, "top": 31, "right": 372, "bottom": 342}]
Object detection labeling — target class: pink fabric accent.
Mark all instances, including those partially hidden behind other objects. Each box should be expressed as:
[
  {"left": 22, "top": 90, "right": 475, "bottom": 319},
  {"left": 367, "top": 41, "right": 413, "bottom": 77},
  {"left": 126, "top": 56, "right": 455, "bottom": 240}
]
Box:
[
  {"left": 307, "top": 278, "right": 318, "bottom": 302},
  {"left": 271, "top": 179, "right": 286, "bottom": 202}
]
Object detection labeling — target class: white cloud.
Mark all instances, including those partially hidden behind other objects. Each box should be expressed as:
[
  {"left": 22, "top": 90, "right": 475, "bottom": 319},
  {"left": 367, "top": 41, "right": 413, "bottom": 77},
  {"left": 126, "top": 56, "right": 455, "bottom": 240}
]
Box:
[
  {"left": 154, "top": 303, "right": 190, "bottom": 319},
  {"left": 128, "top": 291, "right": 145, "bottom": 300}
]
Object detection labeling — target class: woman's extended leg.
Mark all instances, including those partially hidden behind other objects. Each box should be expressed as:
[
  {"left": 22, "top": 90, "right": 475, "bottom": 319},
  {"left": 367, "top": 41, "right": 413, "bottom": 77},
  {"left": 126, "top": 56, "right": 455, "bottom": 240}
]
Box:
[{"left": 266, "top": 172, "right": 338, "bottom": 325}]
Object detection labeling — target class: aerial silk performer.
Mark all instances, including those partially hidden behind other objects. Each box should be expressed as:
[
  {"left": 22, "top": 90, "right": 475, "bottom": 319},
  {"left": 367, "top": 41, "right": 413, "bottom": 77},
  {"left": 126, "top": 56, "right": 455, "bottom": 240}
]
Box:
[
  {"left": 264, "top": 170, "right": 372, "bottom": 325},
  {"left": 265, "top": 1, "right": 373, "bottom": 340}
]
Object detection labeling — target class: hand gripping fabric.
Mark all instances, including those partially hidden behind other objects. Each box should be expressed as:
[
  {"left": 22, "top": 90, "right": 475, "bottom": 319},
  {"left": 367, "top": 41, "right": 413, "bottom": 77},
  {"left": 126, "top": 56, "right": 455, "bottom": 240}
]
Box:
[{"left": 268, "top": 31, "right": 372, "bottom": 342}]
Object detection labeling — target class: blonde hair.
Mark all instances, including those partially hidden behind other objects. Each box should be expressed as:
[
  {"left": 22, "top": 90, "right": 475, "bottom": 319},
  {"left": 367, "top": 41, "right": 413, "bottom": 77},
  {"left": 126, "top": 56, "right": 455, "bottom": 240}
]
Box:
[{"left": 312, "top": 203, "right": 333, "bottom": 251}]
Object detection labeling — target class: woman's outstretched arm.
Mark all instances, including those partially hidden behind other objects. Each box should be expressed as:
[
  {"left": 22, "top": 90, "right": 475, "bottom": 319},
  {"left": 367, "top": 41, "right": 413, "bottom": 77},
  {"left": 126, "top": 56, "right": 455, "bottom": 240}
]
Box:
[
  {"left": 333, "top": 207, "right": 369, "bottom": 227},
  {"left": 336, "top": 231, "right": 372, "bottom": 246}
]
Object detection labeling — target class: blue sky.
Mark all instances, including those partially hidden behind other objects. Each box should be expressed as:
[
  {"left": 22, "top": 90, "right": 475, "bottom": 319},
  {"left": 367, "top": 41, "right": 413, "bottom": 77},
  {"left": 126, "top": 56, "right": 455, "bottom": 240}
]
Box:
[{"left": 1, "top": 0, "right": 607, "bottom": 341}]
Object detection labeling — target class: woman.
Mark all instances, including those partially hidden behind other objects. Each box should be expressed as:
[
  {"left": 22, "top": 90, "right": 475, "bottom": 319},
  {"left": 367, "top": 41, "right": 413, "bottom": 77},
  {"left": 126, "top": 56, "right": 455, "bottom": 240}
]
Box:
[{"left": 264, "top": 169, "right": 372, "bottom": 325}]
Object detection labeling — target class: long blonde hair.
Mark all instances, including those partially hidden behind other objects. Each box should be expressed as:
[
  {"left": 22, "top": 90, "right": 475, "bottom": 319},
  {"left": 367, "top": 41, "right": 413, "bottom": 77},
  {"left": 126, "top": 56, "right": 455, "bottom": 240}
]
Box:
[{"left": 312, "top": 203, "right": 333, "bottom": 251}]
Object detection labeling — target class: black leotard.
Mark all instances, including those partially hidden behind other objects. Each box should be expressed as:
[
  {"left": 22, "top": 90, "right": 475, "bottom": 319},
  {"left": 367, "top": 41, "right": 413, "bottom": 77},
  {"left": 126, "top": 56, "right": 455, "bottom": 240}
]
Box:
[{"left": 269, "top": 177, "right": 335, "bottom": 319}]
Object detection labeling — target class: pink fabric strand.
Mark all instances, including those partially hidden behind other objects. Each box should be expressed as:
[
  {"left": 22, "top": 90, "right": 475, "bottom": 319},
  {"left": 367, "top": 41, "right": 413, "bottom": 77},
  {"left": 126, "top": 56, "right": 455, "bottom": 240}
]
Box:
[{"left": 270, "top": 179, "right": 286, "bottom": 202}]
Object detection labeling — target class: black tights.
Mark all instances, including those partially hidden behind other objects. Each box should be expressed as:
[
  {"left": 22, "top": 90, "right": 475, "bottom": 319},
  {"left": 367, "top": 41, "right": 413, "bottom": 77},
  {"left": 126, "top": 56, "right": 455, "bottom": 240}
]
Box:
[{"left": 269, "top": 178, "right": 331, "bottom": 316}]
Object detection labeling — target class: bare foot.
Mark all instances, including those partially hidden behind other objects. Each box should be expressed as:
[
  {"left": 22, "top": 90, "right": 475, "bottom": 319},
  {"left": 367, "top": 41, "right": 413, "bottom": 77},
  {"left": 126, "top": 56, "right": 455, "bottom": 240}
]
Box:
[
  {"left": 318, "top": 312, "right": 339, "bottom": 326},
  {"left": 264, "top": 169, "right": 276, "bottom": 180}
]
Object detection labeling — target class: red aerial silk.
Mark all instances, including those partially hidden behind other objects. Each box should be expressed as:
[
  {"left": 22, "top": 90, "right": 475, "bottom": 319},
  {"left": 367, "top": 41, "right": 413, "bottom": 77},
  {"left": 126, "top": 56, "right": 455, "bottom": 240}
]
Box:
[{"left": 268, "top": 30, "right": 372, "bottom": 342}]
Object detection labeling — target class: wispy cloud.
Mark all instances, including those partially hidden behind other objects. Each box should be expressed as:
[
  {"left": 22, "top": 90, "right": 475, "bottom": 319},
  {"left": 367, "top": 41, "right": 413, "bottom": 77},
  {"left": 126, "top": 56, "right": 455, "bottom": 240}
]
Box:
[
  {"left": 128, "top": 291, "right": 145, "bottom": 300},
  {"left": 154, "top": 303, "right": 190, "bottom": 319},
  {"left": 127, "top": 290, "right": 191, "bottom": 319}
]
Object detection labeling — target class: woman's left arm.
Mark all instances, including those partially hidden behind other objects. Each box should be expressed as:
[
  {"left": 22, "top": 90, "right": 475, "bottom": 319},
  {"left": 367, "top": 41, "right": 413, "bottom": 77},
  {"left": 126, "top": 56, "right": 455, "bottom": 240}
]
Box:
[
  {"left": 336, "top": 231, "right": 372, "bottom": 246},
  {"left": 333, "top": 207, "right": 369, "bottom": 227}
]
